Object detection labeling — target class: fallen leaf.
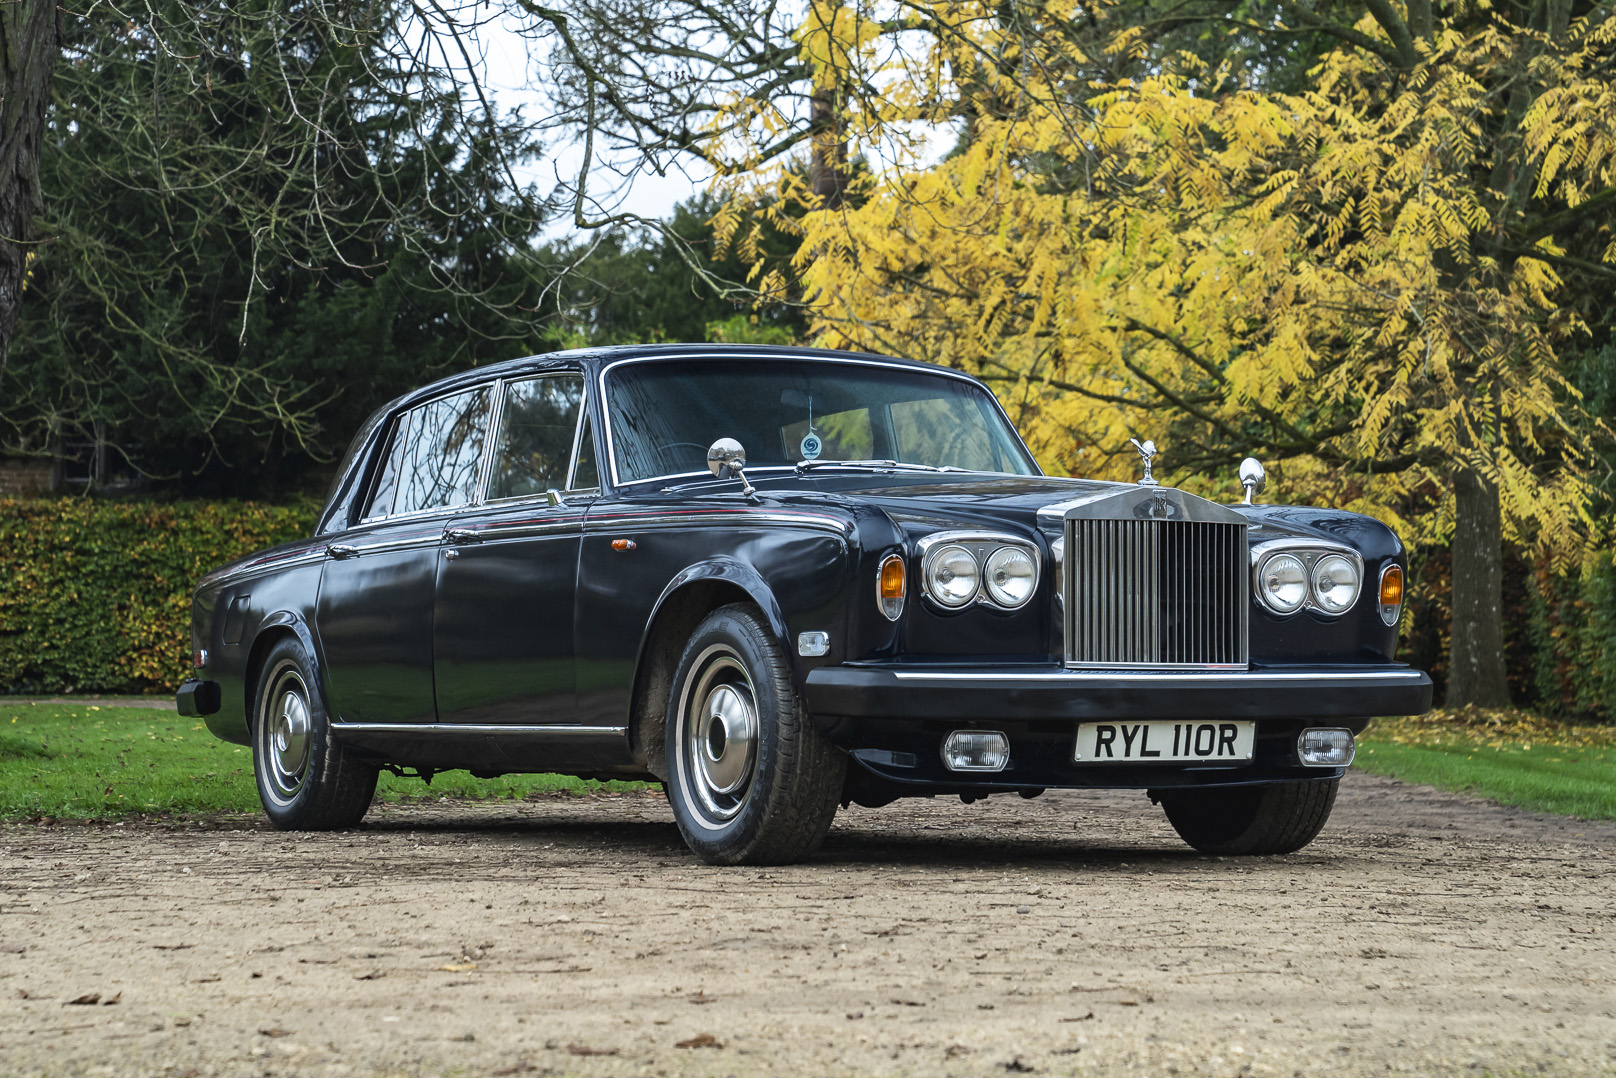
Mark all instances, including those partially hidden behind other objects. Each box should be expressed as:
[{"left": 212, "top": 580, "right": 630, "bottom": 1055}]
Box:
[
  {"left": 566, "top": 1043, "right": 618, "bottom": 1056},
  {"left": 890, "top": 998, "right": 925, "bottom": 1007},
  {"left": 1119, "top": 999, "right": 1140, "bottom": 1007},
  {"left": 16, "top": 989, "right": 36, "bottom": 1000},
  {"left": 192, "top": 976, "right": 220, "bottom": 984},
  {"left": 102, "top": 992, "right": 120, "bottom": 1006},
  {"left": 355, "top": 970, "right": 385, "bottom": 981},
  {"left": 438, "top": 963, "right": 477, "bottom": 972},
  {"left": 66, "top": 994, "right": 100, "bottom": 1006},
  {"left": 152, "top": 944, "right": 193, "bottom": 951},
  {"left": 686, "top": 990, "right": 716, "bottom": 1004},
  {"left": 259, "top": 1028, "right": 291, "bottom": 1038},
  {"left": 675, "top": 1033, "right": 722, "bottom": 1049},
  {"left": 1060, "top": 1012, "right": 1096, "bottom": 1022}
]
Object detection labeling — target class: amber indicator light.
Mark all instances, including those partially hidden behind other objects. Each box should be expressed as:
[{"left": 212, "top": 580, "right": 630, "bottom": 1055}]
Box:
[
  {"left": 879, "top": 554, "right": 906, "bottom": 599},
  {"left": 611, "top": 538, "right": 636, "bottom": 552},
  {"left": 1379, "top": 565, "right": 1403, "bottom": 606}
]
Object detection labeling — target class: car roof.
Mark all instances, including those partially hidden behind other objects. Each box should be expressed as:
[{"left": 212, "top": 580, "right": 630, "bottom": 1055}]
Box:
[{"left": 388, "top": 343, "right": 957, "bottom": 411}]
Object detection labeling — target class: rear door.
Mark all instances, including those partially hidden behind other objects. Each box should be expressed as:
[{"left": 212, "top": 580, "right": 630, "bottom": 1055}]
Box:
[
  {"left": 315, "top": 385, "right": 494, "bottom": 724},
  {"left": 432, "top": 371, "right": 596, "bottom": 725}
]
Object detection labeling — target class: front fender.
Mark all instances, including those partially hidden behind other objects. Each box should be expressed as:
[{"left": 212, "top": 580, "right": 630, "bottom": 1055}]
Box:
[{"left": 639, "top": 557, "right": 792, "bottom": 672}]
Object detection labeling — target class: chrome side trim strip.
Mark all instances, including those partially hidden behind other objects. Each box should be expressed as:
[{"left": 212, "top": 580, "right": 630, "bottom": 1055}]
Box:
[
  {"left": 887, "top": 669, "right": 1427, "bottom": 683},
  {"left": 582, "top": 510, "right": 853, "bottom": 536},
  {"left": 332, "top": 723, "right": 628, "bottom": 737}
]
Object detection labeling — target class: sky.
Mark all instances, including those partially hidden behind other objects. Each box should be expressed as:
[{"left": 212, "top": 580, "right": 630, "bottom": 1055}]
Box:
[{"left": 469, "top": 12, "right": 706, "bottom": 237}]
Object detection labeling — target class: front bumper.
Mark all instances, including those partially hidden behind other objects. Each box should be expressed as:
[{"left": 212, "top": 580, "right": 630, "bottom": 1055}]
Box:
[
  {"left": 803, "top": 663, "right": 1431, "bottom": 792},
  {"left": 804, "top": 663, "right": 1431, "bottom": 723}
]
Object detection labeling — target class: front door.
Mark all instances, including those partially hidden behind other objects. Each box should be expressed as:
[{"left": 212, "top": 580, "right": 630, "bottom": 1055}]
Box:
[
  {"left": 433, "top": 372, "right": 596, "bottom": 726},
  {"left": 315, "top": 383, "right": 495, "bottom": 724}
]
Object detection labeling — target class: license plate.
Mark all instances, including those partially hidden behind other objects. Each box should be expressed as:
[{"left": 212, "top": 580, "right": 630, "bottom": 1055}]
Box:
[{"left": 1073, "top": 721, "right": 1255, "bottom": 763}]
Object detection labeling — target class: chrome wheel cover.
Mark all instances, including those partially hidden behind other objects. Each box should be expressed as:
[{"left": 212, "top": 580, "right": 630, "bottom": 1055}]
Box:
[
  {"left": 258, "top": 664, "right": 312, "bottom": 806},
  {"left": 676, "top": 646, "right": 760, "bottom": 825}
]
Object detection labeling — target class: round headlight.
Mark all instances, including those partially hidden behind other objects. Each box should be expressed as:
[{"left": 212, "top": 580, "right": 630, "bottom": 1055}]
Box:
[
  {"left": 1258, "top": 553, "right": 1308, "bottom": 614},
  {"left": 926, "top": 545, "right": 979, "bottom": 607},
  {"left": 1311, "top": 554, "right": 1361, "bottom": 614},
  {"left": 984, "top": 546, "right": 1037, "bottom": 608}
]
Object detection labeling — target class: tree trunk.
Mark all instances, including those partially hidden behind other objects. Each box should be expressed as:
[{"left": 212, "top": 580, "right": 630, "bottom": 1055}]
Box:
[
  {"left": 0, "top": 0, "right": 59, "bottom": 376},
  {"left": 809, "top": 88, "right": 847, "bottom": 209},
  {"left": 1446, "top": 468, "right": 1513, "bottom": 708}
]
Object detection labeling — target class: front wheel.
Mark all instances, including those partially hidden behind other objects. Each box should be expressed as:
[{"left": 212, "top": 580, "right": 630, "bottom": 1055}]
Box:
[
  {"left": 1157, "top": 778, "right": 1339, "bottom": 855},
  {"left": 665, "top": 604, "right": 846, "bottom": 865},
  {"left": 252, "top": 637, "right": 378, "bottom": 830}
]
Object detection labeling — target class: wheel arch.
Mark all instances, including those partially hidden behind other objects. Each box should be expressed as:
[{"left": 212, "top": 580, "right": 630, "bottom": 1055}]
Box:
[
  {"left": 627, "top": 559, "right": 789, "bottom": 779},
  {"left": 243, "top": 612, "right": 324, "bottom": 734}
]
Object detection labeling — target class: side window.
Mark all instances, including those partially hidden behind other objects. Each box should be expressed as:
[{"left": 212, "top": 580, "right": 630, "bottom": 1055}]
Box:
[
  {"left": 488, "top": 374, "right": 585, "bottom": 500},
  {"left": 394, "top": 386, "right": 494, "bottom": 515},
  {"left": 362, "top": 413, "right": 410, "bottom": 521},
  {"left": 571, "top": 410, "right": 599, "bottom": 490}
]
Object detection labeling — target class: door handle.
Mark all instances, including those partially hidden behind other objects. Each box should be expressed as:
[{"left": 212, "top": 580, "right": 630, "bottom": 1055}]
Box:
[
  {"left": 325, "top": 543, "right": 359, "bottom": 560},
  {"left": 443, "top": 527, "right": 481, "bottom": 544}
]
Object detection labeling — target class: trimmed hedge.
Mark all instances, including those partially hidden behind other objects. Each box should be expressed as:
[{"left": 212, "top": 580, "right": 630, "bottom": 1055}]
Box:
[{"left": 0, "top": 499, "right": 318, "bottom": 694}]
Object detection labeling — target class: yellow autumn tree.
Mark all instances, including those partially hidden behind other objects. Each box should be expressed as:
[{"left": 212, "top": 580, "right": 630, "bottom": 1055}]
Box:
[{"left": 684, "top": 0, "right": 1616, "bottom": 707}]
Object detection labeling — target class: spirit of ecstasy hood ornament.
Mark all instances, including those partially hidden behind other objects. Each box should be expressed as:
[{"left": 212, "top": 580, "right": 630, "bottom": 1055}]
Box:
[{"left": 1129, "top": 438, "right": 1159, "bottom": 487}]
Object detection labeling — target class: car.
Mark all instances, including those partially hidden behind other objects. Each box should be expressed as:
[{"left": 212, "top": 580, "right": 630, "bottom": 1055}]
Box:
[{"left": 177, "top": 343, "right": 1431, "bottom": 864}]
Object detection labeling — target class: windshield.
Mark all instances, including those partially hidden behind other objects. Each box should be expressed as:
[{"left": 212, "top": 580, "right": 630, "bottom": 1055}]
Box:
[{"left": 605, "top": 358, "right": 1038, "bottom": 484}]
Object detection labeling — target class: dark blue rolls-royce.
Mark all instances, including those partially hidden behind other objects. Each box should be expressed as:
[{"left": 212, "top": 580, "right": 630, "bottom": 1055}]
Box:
[{"left": 177, "top": 344, "right": 1431, "bottom": 864}]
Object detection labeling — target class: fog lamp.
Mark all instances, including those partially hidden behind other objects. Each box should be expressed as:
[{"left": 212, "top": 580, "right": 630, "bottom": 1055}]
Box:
[
  {"left": 1298, "top": 728, "right": 1355, "bottom": 767},
  {"left": 942, "top": 730, "right": 1010, "bottom": 772}
]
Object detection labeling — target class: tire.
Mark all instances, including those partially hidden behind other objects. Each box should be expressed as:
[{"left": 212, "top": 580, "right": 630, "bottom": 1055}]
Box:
[
  {"left": 1158, "top": 778, "right": 1339, "bottom": 855},
  {"left": 251, "top": 636, "right": 378, "bottom": 830},
  {"left": 665, "top": 603, "right": 846, "bottom": 865}
]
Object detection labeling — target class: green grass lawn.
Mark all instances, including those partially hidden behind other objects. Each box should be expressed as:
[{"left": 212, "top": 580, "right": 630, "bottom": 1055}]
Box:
[
  {"left": 1357, "top": 709, "right": 1616, "bottom": 820},
  {"left": 5, "top": 700, "right": 1613, "bottom": 823},
  {"left": 0, "top": 702, "right": 643, "bottom": 821}
]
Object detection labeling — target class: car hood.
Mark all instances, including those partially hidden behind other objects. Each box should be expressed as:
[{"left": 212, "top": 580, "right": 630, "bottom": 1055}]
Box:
[{"left": 716, "top": 471, "right": 1395, "bottom": 551}]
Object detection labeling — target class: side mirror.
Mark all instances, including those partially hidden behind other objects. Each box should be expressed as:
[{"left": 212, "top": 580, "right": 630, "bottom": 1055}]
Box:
[
  {"left": 707, "top": 437, "right": 756, "bottom": 497},
  {"left": 1239, "top": 457, "right": 1266, "bottom": 505}
]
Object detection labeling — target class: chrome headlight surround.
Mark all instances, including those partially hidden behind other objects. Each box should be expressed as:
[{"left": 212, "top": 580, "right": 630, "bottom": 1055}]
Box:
[
  {"left": 1250, "top": 541, "right": 1365, "bottom": 617},
  {"left": 917, "top": 532, "right": 1042, "bottom": 612}
]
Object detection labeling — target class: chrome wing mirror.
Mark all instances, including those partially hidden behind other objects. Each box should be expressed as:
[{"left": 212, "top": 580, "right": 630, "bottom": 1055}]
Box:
[
  {"left": 707, "top": 437, "right": 757, "bottom": 497},
  {"left": 1239, "top": 457, "right": 1266, "bottom": 504}
]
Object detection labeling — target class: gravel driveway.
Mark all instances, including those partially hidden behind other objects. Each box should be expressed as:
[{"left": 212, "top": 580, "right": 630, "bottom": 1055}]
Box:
[{"left": 2, "top": 770, "right": 1613, "bottom": 1077}]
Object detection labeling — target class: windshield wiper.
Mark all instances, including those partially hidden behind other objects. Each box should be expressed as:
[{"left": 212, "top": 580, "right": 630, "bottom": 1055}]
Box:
[{"left": 794, "top": 460, "right": 967, "bottom": 475}]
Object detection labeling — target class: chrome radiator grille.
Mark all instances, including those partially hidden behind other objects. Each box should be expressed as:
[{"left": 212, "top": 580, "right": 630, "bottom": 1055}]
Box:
[{"left": 1065, "top": 518, "right": 1249, "bottom": 668}]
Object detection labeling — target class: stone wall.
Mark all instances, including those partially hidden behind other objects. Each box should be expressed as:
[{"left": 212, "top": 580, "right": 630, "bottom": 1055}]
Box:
[{"left": 0, "top": 457, "right": 55, "bottom": 496}]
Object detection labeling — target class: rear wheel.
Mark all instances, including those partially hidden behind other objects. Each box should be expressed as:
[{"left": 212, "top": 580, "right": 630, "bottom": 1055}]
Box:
[
  {"left": 1158, "top": 778, "right": 1339, "bottom": 855},
  {"left": 252, "top": 637, "right": 377, "bottom": 830},
  {"left": 665, "top": 604, "right": 845, "bottom": 865}
]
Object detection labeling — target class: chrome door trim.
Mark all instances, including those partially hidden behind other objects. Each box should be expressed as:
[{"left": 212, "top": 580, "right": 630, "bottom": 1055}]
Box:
[{"left": 330, "top": 723, "right": 628, "bottom": 737}]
